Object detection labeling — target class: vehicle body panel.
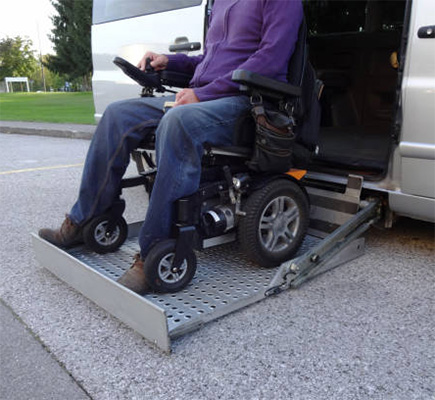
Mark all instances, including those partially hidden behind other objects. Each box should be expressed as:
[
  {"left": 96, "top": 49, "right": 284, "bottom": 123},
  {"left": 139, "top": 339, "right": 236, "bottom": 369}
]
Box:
[
  {"left": 389, "top": 0, "right": 435, "bottom": 220},
  {"left": 91, "top": 0, "right": 207, "bottom": 120}
]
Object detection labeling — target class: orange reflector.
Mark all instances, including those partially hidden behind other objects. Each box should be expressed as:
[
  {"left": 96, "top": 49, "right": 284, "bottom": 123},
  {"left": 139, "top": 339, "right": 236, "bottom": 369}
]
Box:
[{"left": 286, "top": 169, "right": 307, "bottom": 180}]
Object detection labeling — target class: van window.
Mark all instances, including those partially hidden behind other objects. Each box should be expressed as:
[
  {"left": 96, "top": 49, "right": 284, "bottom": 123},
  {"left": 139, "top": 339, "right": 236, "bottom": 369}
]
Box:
[{"left": 93, "top": 0, "right": 203, "bottom": 24}]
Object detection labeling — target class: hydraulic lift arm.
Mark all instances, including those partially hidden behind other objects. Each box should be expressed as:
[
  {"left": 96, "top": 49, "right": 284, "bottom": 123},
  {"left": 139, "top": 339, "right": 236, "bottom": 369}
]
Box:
[{"left": 267, "top": 198, "right": 382, "bottom": 295}]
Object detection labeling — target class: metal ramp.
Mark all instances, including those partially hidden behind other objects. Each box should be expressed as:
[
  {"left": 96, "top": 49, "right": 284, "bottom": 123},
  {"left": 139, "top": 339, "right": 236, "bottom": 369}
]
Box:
[{"left": 32, "top": 179, "right": 380, "bottom": 352}]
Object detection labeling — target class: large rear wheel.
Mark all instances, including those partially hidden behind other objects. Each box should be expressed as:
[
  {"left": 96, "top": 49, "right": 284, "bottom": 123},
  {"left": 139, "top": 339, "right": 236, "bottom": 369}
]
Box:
[{"left": 238, "top": 179, "right": 309, "bottom": 267}]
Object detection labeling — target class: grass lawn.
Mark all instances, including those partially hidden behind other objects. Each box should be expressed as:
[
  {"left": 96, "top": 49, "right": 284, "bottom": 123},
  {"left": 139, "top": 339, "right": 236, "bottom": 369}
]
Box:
[{"left": 0, "top": 92, "right": 96, "bottom": 125}]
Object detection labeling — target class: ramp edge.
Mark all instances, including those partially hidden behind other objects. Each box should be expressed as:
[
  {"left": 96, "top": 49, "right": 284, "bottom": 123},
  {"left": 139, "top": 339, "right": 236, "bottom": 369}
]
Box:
[{"left": 31, "top": 233, "right": 171, "bottom": 353}]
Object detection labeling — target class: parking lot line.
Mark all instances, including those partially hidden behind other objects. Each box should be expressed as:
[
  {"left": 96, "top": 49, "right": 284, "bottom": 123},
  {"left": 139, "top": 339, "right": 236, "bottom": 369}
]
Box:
[{"left": 0, "top": 163, "right": 84, "bottom": 175}]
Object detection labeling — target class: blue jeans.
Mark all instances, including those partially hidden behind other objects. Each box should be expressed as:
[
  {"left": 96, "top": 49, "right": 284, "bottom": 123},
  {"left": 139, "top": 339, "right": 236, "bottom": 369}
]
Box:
[{"left": 69, "top": 94, "right": 251, "bottom": 257}]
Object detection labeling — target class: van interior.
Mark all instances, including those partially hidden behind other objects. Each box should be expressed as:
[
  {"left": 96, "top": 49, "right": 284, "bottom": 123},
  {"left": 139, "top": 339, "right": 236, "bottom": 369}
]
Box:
[{"left": 304, "top": 0, "right": 408, "bottom": 180}]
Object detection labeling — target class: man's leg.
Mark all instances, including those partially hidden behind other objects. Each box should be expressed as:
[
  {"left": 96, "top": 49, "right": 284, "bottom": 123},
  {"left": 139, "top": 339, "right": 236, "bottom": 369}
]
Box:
[
  {"left": 39, "top": 95, "right": 172, "bottom": 246},
  {"left": 138, "top": 95, "right": 251, "bottom": 257},
  {"left": 69, "top": 95, "right": 172, "bottom": 225},
  {"left": 118, "top": 95, "right": 251, "bottom": 294}
]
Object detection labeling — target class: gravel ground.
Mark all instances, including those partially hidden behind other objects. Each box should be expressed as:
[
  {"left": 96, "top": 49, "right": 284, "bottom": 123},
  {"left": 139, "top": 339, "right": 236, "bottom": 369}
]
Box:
[{"left": 0, "top": 132, "right": 434, "bottom": 400}]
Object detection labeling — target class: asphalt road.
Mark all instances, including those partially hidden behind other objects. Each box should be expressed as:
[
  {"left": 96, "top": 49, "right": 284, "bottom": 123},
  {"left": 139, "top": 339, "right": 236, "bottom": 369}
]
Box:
[{"left": 0, "top": 132, "right": 434, "bottom": 400}]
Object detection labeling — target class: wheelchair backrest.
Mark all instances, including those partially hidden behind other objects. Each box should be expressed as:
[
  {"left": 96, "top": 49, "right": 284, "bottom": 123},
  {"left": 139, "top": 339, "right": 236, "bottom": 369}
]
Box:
[
  {"left": 289, "top": 19, "right": 322, "bottom": 152},
  {"left": 232, "top": 17, "right": 321, "bottom": 156},
  {"left": 287, "top": 18, "right": 308, "bottom": 88}
]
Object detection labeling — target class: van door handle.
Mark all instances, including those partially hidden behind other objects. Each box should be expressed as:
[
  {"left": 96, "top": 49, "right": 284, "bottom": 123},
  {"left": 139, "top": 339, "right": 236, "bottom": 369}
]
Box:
[
  {"left": 169, "top": 42, "right": 201, "bottom": 52},
  {"left": 418, "top": 25, "right": 435, "bottom": 39}
]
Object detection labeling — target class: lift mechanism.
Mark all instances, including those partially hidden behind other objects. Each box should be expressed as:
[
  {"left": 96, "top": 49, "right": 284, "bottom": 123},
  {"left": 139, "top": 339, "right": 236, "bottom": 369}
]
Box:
[{"left": 33, "top": 176, "right": 381, "bottom": 352}]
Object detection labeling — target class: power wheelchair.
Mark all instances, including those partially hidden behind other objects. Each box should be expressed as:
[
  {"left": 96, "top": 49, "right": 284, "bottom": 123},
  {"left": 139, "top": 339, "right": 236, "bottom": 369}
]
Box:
[{"left": 81, "top": 21, "right": 322, "bottom": 293}]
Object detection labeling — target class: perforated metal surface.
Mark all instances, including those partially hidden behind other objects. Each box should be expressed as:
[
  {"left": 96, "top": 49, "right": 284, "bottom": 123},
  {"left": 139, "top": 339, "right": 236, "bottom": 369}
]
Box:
[{"left": 68, "top": 234, "right": 319, "bottom": 337}]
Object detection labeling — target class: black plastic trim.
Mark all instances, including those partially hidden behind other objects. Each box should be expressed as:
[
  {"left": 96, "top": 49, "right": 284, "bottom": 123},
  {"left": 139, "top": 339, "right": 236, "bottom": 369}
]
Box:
[
  {"left": 232, "top": 69, "right": 302, "bottom": 97},
  {"left": 169, "top": 42, "right": 201, "bottom": 52},
  {"left": 418, "top": 25, "right": 435, "bottom": 39}
]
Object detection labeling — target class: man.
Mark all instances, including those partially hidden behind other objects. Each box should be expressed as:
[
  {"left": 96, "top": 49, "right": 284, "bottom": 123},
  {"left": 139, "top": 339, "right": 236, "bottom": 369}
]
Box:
[{"left": 39, "top": 0, "right": 303, "bottom": 294}]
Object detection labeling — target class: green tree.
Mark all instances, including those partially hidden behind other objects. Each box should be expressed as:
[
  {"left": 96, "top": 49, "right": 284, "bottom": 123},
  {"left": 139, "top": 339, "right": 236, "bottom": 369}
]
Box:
[
  {"left": 29, "top": 54, "right": 66, "bottom": 91},
  {"left": 0, "top": 36, "right": 39, "bottom": 80},
  {"left": 45, "top": 0, "right": 92, "bottom": 90}
]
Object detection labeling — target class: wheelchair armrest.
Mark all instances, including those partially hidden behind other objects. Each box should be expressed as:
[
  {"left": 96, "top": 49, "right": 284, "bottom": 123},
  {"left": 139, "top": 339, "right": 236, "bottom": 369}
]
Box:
[
  {"left": 160, "top": 70, "right": 193, "bottom": 88},
  {"left": 232, "top": 69, "right": 302, "bottom": 98}
]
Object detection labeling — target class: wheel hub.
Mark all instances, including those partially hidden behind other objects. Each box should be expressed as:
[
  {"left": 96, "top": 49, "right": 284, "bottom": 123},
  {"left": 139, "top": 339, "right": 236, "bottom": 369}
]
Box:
[
  {"left": 273, "top": 212, "right": 287, "bottom": 234},
  {"left": 158, "top": 253, "right": 188, "bottom": 283},
  {"left": 259, "top": 196, "right": 300, "bottom": 253},
  {"left": 95, "top": 221, "right": 120, "bottom": 245}
]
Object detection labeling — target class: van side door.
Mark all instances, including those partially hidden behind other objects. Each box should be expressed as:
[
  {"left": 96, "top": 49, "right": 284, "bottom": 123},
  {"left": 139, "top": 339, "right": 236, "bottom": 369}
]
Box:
[{"left": 399, "top": 0, "right": 435, "bottom": 200}]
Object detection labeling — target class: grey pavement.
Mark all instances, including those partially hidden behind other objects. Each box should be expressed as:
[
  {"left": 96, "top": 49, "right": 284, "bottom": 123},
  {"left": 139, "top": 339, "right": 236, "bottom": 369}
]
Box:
[
  {"left": 0, "top": 129, "right": 434, "bottom": 400},
  {"left": 0, "top": 120, "right": 95, "bottom": 140},
  {"left": 0, "top": 122, "right": 93, "bottom": 400},
  {"left": 0, "top": 300, "right": 90, "bottom": 400}
]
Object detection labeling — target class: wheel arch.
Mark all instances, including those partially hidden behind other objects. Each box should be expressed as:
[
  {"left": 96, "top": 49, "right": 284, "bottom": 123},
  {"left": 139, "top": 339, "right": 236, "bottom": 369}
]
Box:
[{"left": 248, "top": 172, "right": 310, "bottom": 205}]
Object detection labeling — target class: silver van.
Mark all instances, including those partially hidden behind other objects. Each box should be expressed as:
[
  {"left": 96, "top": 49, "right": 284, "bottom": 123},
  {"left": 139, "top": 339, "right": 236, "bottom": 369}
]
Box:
[{"left": 91, "top": 0, "right": 435, "bottom": 224}]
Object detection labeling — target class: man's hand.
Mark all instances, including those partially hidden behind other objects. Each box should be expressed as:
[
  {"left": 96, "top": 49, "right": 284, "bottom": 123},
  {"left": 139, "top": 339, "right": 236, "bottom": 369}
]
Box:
[
  {"left": 137, "top": 52, "right": 168, "bottom": 71},
  {"left": 174, "top": 89, "right": 200, "bottom": 106}
]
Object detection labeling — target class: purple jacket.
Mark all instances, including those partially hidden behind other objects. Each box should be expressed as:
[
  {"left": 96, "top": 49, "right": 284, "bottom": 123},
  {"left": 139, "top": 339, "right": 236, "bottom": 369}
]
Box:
[{"left": 166, "top": 0, "right": 303, "bottom": 102}]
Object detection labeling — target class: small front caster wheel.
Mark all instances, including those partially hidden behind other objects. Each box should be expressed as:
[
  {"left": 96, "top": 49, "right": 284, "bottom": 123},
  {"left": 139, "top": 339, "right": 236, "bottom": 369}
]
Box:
[
  {"left": 144, "top": 239, "right": 197, "bottom": 293},
  {"left": 82, "top": 214, "right": 128, "bottom": 254}
]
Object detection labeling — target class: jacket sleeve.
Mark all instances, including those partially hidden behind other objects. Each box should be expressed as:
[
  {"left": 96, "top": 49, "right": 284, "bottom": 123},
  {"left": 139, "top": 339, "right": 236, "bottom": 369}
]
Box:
[
  {"left": 194, "top": 0, "right": 303, "bottom": 102},
  {"left": 165, "top": 53, "right": 205, "bottom": 75}
]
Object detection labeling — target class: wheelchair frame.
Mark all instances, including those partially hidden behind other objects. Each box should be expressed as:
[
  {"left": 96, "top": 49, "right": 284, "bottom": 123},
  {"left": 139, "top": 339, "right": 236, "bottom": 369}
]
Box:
[
  {"left": 115, "top": 137, "right": 313, "bottom": 293},
  {"left": 81, "top": 44, "right": 320, "bottom": 292}
]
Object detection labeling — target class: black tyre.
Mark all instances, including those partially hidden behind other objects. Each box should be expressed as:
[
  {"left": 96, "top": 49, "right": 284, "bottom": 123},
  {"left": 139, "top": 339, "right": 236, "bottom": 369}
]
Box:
[
  {"left": 82, "top": 215, "right": 128, "bottom": 254},
  {"left": 143, "top": 239, "right": 197, "bottom": 293},
  {"left": 238, "top": 179, "right": 309, "bottom": 267}
]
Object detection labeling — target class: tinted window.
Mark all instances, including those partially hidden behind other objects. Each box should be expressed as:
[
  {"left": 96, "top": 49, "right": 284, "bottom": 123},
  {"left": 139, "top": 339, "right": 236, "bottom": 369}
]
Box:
[{"left": 93, "top": 0, "right": 203, "bottom": 24}]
